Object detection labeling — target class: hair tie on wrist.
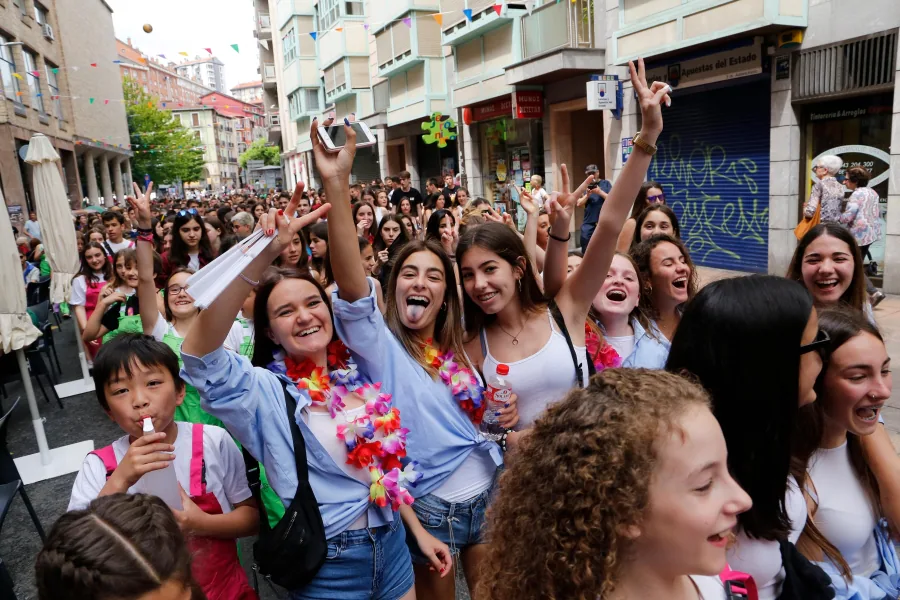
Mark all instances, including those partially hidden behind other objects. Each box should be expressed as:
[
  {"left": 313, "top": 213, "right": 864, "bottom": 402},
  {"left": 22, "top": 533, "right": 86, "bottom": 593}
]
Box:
[
  {"left": 239, "top": 273, "right": 259, "bottom": 287},
  {"left": 548, "top": 232, "right": 571, "bottom": 243}
]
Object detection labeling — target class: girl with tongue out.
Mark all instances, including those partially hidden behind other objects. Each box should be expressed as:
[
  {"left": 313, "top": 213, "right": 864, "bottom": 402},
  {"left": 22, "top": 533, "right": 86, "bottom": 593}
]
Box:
[
  {"left": 793, "top": 306, "right": 900, "bottom": 599},
  {"left": 318, "top": 115, "right": 520, "bottom": 600},
  {"left": 458, "top": 58, "right": 673, "bottom": 433}
]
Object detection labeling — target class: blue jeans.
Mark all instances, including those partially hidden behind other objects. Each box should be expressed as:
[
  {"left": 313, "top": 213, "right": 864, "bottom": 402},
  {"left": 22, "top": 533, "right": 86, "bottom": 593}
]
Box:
[
  {"left": 405, "top": 487, "right": 492, "bottom": 565},
  {"left": 291, "top": 517, "right": 414, "bottom": 600}
]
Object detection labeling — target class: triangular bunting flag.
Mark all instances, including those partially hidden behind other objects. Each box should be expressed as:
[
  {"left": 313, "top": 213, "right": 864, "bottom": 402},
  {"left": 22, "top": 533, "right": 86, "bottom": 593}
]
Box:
[
  {"left": 230, "top": 44, "right": 239, "bottom": 53},
  {"left": 162, "top": 102, "right": 166, "bottom": 107},
  {"left": 148, "top": 101, "right": 153, "bottom": 107},
  {"left": 89, "top": 98, "right": 95, "bottom": 104},
  {"left": 35, "top": 93, "right": 42, "bottom": 97},
  {"left": 204, "top": 47, "right": 212, "bottom": 54},
  {"left": 31, "top": 70, "right": 40, "bottom": 77},
  {"left": 158, "top": 54, "right": 167, "bottom": 59},
  {"left": 90, "top": 63, "right": 97, "bottom": 67},
  {"left": 112, "top": 60, "right": 122, "bottom": 64},
  {"left": 335, "top": 27, "right": 343, "bottom": 32},
  {"left": 402, "top": 17, "right": 411, "bottom": 27},
  {"left": 12, "top": 73, "right": 22, "bottom": 80},
  {"left": 51, "top": 68, "right": 59, "bottom": 73},
  {"left": 493, "top": 4, "right": 502, "bottom": 15},
  {"left": 463, "top": 8, "right": 473, "bottom": 20},
  {"left": 363, "top": 23, "right": 369, "bottom": 30},
  {"left": 432, "top": 13, "right": 443, "bottom": 25},
  {"left": 104, "top": 99, "right": 109, "bottom": 104},
  {"left": 179, "top": 51, "right": 189, "bottom": 56},
  {"left": 310, "top": 31, "right": 317, "bottom": 40}
]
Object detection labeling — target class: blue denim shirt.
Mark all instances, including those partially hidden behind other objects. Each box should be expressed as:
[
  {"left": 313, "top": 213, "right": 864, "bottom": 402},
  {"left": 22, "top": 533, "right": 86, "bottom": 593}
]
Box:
[
  {"left": 180, "top": 347, "right": 394, "bottom": 539},
  {"left": 331, "top": 280, "right": 502, "bottom": 498},
  {"left": 618, "top": 318, "right": 671, "bottom": 370}
]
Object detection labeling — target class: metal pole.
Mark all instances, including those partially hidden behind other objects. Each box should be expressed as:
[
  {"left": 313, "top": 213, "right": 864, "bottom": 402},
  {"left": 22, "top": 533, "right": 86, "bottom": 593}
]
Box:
[{"left": 16, "top": 349, "right": 50, "bottom": 465}]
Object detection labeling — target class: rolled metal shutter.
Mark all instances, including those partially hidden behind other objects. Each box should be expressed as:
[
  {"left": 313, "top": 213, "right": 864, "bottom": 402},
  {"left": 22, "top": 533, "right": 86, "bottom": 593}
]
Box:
[{"left": 648, "top": 80, "right": 770, "bottom": 272}]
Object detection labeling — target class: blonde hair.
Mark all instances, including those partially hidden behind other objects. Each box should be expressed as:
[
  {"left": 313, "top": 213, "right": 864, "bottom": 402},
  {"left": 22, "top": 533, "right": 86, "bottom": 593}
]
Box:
[{"left": 530, "top": 174, "right": 543, "bottom": 187}]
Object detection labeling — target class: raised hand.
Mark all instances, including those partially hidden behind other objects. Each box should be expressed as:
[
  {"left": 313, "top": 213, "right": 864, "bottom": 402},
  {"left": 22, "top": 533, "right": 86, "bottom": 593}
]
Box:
[
  {"left": 517, "top": 187, "right": 538, "bottom": 216},
  {"left": 628, "top": 57, "right": 670, "bottom": 136},
  {"left": 548, "top": 164, "right": 593, "bottom": 225},
  {"left": 258, "top": 181, "right": 332, "bottom": 255},
  {"left": 310, "top": 116, "right": 355, "bottom": 185},
  {"left": 128, "top": 181, "right": 153, "bottom": 229}
]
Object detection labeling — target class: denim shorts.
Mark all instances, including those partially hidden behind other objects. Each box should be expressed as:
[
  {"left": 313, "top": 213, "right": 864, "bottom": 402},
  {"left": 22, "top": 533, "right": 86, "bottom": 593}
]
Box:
[
  {"left": 405, "top": 486, "right": 493, "bottom": 565},
  {"left": 291, "top": 517, "right": 414, "bottom": 600}
]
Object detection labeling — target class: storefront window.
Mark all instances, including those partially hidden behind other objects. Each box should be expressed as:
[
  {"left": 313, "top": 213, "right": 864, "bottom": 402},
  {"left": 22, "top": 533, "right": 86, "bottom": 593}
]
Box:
[
  {"left": 478, "top": 117, "right": 543, "bottom": 210},
  {"left": 804, "top": 94, "right": 893, "bottom": 277}
]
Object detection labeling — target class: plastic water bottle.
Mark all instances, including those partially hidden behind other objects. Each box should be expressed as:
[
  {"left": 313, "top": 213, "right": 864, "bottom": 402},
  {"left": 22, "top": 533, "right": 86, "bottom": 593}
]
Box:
[
  {"left": 481, "top": 364, "right": 512, "bottom": 441},
  {"left": 133, "top": 417, "right": 183, "bottom": 510}
]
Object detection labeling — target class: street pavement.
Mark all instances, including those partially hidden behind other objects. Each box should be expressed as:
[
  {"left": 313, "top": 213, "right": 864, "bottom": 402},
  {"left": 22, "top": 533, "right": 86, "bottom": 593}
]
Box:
[{"left": 697, "top": 267, "right": 900, "bottom": 451}]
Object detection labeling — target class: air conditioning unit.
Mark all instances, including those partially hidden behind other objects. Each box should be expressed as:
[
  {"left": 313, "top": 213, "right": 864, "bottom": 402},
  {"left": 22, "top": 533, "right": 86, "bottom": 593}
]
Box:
[{"left": 42, "top": 24, "right": 54, "bottom": 40}]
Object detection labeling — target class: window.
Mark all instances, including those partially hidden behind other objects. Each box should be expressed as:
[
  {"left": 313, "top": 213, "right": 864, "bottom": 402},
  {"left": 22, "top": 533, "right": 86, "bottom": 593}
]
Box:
[
  {"left": 288, "top": 91, "right": 300, "bottom": 119},
  {"left": 304, "top": 88, "right": 320, "bottom": 112},
  {"left": 12, "top": 0, "right": 26, "bottom": 17},
  {"left": 282, "top": 28, "right": 297, "bottom": 64},
  {"left": 0, "top": 33, "right": 19, "bottom": 101},
  {"left": 34, "top": 2, "right": 47, "bottom": 26},
  {"left": 22, "top": 49, "right": 44, "bottom": 113},
  {"left": 345, "top": 1, "right": 364, "bottom": 16},
  {"left": 191, "top": 113, "right": 200, "bottom": 127},
  {"left": 46, "top": 61, "right": 62, "bottom": 119},
  {"left": 318, "top": 0, "right": 340, "bottom": 31}
]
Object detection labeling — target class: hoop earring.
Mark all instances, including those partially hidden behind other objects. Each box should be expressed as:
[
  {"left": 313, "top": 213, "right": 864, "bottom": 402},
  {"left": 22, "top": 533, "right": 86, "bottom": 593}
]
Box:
[{"left": 517, "top": 278, "right": 522, "bottom": 292}]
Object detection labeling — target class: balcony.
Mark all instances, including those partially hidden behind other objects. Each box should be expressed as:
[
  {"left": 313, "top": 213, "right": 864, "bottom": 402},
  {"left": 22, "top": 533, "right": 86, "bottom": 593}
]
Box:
[
  {"left": 375, "top": 11, "right": 443, "bottom": 79},
  {"left": 275, "top": 0, "right": 316, "bottom": 28},
  {"left": 262, "top": 63, "right": 277, "bottom": 89},
  {"left": 257, "top": 13, "right": 272, "bottom": 39},
  {"left": 611, "top": 0, "right": 806, "bottom": 65},
  {"left": 506, "top": 0, "right": 605, "bottom": 85},
  {"left": 441, "top": 0, "right": 525, "bottom": 47},
  {"left": 368, "top": 0, "right": 440, "bottom": 31}
]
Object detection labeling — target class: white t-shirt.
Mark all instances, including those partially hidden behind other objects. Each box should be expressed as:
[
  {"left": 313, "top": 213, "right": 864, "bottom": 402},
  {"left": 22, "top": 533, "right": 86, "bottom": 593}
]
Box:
[
  {"left": 68, "top": 421, "right": 251, "bottom": 513},
  {"left": 606, "top": 334, "right": 635, "bottom": 360},
  {"left": 531, "top": 187, "right": 550, "bottom": 209},
  {"left": 690, "top": 575, "right": 726, "bottom": 599},
  {"left": 727, "top": 475, "right": 807, "bottom": 600},
  {"left": 69, "top": 273, "right": 107, "bottom": 307},
  {"left": 188, "top": 252, "right": 200, "bottom": 271},
  {"left": 106, "top": 239, "right": 134, "bottom": 254},
  {"left": 149, "top": 315, "right": 243, "bottom": 354}
]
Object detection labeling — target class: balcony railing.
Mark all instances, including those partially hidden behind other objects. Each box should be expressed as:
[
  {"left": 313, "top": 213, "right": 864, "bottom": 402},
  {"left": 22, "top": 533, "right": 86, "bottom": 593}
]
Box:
[
  {"left": 262, "top": 63, "right": 277, "bottom": 88},
  {"left": 522, "top": 0, "right": 594, "bottom": 60},
  {"left": 258, "top": 13, "right": 272, "bottom": 39}
]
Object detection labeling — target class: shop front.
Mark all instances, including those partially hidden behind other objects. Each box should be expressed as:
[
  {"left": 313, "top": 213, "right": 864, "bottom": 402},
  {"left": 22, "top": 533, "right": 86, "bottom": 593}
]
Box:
[
  {"left": 462, "top": 91, "right": 545, "bottom": 210},
  {"left": 802, "top": 95, "right": 894, "bottom": 279},
  {"left": 645, "top": 38, "right": 771, "bottom": 273}
]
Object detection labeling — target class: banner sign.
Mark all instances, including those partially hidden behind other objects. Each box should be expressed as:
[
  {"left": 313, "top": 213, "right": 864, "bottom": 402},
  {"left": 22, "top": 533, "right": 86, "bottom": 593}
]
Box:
[{"left": 646, "top": 39, "right": 763, "bottom": 90}]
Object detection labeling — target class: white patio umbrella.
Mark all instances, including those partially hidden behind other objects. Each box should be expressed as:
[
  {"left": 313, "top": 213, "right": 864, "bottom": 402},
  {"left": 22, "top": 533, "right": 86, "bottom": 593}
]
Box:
[
  {"left": 25, "top": 134, "right": 93, "bottom": 398},
  {"left": 0, "top": 184, "right": 46, "bottom": 463}
]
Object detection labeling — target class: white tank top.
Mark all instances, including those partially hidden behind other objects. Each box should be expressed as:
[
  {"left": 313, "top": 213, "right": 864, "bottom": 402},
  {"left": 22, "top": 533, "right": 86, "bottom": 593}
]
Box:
[
  {"left": 727, "top": 476, "right": 807, "bottom": 600},
  {"left": 306, "top": 405, "right": 370, "bottom": 530},
  {"left": 690, "top": 575, "right": 726, "bottom": 599},
  {"left": 482, "top": 311, "right": 589, "bottom": 430},
  {"left": 807, "top": 442, "right": 879, "bottom": 577}
]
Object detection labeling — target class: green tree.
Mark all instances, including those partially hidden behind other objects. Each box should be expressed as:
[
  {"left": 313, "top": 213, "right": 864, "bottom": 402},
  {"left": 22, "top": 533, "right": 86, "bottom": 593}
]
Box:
[
  {"left": 239, "top": 138, "right": 281, "bottom": 169},
  {"left": 123, "top": 77, "right": 205, "bottom": 186}
]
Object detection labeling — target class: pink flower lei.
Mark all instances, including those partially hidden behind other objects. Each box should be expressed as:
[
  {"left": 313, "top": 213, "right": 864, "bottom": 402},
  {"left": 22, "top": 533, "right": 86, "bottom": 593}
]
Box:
[
  {"left": 268, "top": 342, "right": 421, "bottom": 510},
  {"left": 584, "top": 323, "right": 623, "bottom": 372},
  {"left": 422, "top": 339, "right": 486, "bottom": 425}
]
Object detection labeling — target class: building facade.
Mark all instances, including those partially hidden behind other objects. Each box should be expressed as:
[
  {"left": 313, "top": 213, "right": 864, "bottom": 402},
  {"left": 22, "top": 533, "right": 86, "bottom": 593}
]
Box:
[
  {"left": 176, "top": 56, "right": 227, "bottom": 93},
  {"left": 116, "top": 38, "right": 215, "bottom": 106},
  {"left": 171, "top": 106, "right": 239, "bottom": 192},
  {"left": 230, "top": 80, "right": 263, "bottom": 103}
]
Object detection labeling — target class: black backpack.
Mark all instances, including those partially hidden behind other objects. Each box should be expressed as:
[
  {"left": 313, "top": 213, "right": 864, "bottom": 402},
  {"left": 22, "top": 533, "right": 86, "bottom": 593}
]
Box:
[{"left": 242, "top": 379, "right": 327, "bottom": 590}]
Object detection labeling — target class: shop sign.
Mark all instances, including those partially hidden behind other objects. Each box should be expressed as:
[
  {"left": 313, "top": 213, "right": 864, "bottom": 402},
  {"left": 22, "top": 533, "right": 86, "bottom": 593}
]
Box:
[
  {"left": 646, "top": 40, "right": 763, "bottom": 90},
  {"left": 812, "top": 145, "right": 891, "bottom": 189},
  {"left": 621, "top": 137, "right": 633, "bottom": 165},
  {"left": 512, "top": 91, "right": 544, "bottom": 119},
  {"left": 470, "top": 97, "right": 513, "bottom": 122}
]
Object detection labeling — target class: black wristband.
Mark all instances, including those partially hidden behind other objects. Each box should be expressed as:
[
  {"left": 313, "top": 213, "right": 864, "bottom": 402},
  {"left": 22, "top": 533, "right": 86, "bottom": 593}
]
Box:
[{"left": 548, "top": 231, "right": 571, "bottom": 243}]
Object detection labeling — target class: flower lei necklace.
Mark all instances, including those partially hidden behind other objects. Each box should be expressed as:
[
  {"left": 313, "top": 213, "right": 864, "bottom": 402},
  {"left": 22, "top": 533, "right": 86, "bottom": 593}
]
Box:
[
  {"left": 584, "top": 323, "right": 622, "bottom": 372},
  {"left": 421, "top": 339, "right": 486, "bottom": 425},
  {"left": 269, "top": 340, "right": 420, "bottom": 509}
]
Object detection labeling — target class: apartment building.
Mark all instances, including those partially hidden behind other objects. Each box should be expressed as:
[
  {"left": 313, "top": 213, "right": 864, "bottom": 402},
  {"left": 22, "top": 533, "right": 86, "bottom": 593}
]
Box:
[
  {"left": 231, "top": 80, "right": 263, "bottom": 103},
  {"left": 116, "top": 38, "right": 215, "bottom": 106},
  {"left": 197, "top": 90, "right": 266, "bottom": 155},
  {"left": 170, "top": 106, "right": 240, "bottom": 191},
  {"left": 176, "top": 56, "right": 227, "bottom": 93}
]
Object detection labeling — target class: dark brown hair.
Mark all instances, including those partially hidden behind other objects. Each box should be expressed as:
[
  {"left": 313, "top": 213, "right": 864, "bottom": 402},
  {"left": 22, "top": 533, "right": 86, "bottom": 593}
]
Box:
[
  {"left": 477, "top": 369, "right": 712, "bottom": 600},
  {"left": 629, "top": 181, "right": 664, "bottom": 220},
  {"left": 385, "top": 239, "right": 471, "bottom": 375},
  {"left": 456, "top": 222, "right": 545, "bottom": 336},
  {"left": 786, "top": 222, "right": 867, "bottom": 313},
  {"left": 793, "top": 306, "right": 884, "bottom": 579},
  {"left": 845, "top": 166, "right": 871, "bottom": 187},
  {"left": 162, "top": 267, "right": 197, "bottom": 323},
  {"left": 35, "top": 493, "right": 204, "bottom": 600},
  {"left": 631, "top": 204, "right": 681, "bottom": 248},
  {"left": 250, "top": 267, "right": 336, "bottom": 368},
  {"left": 631, "top": 234, "right": 699, "bottom": 321}
]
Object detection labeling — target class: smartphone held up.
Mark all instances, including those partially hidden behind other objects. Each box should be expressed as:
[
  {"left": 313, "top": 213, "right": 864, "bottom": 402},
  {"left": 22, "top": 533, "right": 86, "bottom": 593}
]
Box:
[{"left": 317, "top": 120, "right": 377, "bottom": 152}]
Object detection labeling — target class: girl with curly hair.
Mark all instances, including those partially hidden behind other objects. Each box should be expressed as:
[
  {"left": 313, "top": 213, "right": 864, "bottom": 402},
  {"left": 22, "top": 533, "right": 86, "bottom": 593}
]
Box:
[{"left": 477, "top": 368, "right": 751, "bottom": 600}]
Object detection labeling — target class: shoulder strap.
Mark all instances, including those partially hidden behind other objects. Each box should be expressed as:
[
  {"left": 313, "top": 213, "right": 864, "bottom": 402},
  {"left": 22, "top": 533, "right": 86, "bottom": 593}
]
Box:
[
  {"left": 91, "top": 445, "right": 119, "bottom": 479},
  {"left": 548, "top": 302, "right": 588, "bottom": 388},
  {"left": 189, "top": 423, "right": 205, "bottom": 496}
]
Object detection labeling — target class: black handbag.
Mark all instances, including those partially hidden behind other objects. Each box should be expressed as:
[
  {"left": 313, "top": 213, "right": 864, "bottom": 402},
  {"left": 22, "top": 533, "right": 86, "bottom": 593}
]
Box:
[
  {"left": 777, "top": 539, "right": 835, "bottom": 600},
  {"left": 242, "top": 379, "right": 327, "bottom": 590}
]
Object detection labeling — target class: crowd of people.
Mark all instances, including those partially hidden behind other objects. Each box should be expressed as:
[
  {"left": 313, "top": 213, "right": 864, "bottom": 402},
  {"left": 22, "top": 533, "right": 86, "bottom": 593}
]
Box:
[{"left": 25, "top": 60, "right": 900, "bottom": 600}]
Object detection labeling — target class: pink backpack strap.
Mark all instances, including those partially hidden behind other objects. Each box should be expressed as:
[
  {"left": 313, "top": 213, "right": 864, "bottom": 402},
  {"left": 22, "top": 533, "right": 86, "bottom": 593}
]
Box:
[
  {"left": 90, "top": 446, "right": 118, "bottom": 480},
  {"left": 189, "top": 423, "right": 206, "bottom": 497},
  {"left": 719, "top": 564, "right": 758, "bottom": 600}
]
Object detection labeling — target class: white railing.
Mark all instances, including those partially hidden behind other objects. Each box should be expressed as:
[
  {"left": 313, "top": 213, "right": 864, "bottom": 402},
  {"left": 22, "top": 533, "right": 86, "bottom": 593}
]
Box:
[{"left": 522, "top": 0, "right": 594, "bottom": 59}]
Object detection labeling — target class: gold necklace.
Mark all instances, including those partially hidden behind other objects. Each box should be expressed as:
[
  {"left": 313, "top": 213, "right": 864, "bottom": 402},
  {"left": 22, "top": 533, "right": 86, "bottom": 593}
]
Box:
[{"left": 496, "top": 319, "right": 528, "bottom": 346}]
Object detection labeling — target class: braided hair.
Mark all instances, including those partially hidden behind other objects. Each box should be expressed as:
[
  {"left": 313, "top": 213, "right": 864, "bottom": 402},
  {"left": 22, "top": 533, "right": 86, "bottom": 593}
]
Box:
[{"left": 35, "top": 493, "right": 205, "bottom": 600}]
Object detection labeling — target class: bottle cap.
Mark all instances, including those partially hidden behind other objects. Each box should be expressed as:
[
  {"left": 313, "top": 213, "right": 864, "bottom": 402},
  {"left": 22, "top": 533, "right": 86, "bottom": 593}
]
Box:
[
  {"left": 496, "top": 364, "right": 509, "bottom": 376},
  {"left": 142, "top": 417, "right": 154, "bottom": 434}
]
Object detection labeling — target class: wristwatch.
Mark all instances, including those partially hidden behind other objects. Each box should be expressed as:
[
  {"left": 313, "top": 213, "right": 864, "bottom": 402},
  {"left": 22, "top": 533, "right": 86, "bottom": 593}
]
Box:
[{"left": 632, "top": 131, "right": 658, "bottom": 156}]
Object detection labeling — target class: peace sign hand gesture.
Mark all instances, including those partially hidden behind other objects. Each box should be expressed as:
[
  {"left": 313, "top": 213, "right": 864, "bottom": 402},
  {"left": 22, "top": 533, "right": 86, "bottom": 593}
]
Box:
[
  {"left": 258, "top": 181, "right": 331, "bottom": 255},
  {"left": 517, "top": 187, "right": 538, "bottom": 216},
  {"left": 128, "top": 181, "right": 153, "bottom": 229},
  {"left": 629, "top": 57, "right": 670, "bottom": 137}
]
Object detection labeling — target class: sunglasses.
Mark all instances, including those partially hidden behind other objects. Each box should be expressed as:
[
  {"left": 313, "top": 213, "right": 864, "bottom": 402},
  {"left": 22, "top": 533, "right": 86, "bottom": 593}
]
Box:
[
  {"left": 647, "top": 193, "right": 666, "bottom": 203},
  {"left": 178, "top": 208, "right": 199, "bottom": 217},
  {"left": 799, "top": 329, "right": 831, "bottom": 355}
]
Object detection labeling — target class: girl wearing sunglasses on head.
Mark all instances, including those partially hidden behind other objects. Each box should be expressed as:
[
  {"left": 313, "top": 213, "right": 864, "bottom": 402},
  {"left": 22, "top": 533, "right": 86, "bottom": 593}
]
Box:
[{"left": 616, "top": 181, "right": 666, "bottom": 252}]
